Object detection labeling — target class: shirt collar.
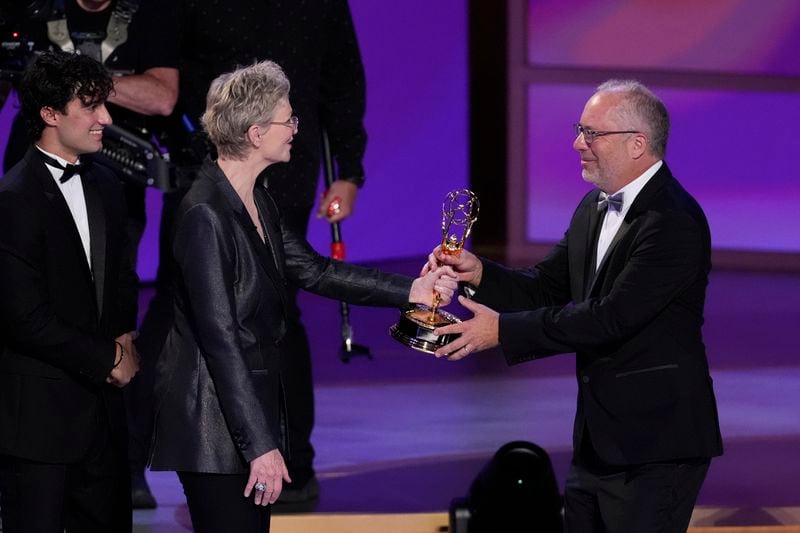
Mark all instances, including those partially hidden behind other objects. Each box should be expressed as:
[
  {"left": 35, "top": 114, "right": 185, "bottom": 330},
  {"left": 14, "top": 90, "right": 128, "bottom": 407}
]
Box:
[{"left": 608, "top": 160, "right": 662, "bottom": 216}]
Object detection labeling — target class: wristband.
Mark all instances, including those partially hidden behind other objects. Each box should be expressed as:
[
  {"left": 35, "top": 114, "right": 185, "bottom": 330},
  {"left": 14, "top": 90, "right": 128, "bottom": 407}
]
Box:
[
  {"left": 338, "top": 175, "right": 365, "bottom": 188},
  {"left": 113, "top": 341, "right": 125, "bottom": 369}
]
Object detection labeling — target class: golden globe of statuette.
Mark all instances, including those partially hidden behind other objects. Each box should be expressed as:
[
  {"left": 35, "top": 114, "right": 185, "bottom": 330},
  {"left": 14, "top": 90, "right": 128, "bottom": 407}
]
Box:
[{"left": 390, "top": 189, "right": 479, "bottom": 355}]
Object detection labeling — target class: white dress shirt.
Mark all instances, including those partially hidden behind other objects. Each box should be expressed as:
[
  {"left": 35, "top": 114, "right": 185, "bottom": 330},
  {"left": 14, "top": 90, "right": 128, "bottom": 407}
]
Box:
[
  {"left": 36, "top": 146, "right": 92, "bottom": 269},
  {"left": 595, "top": 160, "right": 663, "bottom": 270}
]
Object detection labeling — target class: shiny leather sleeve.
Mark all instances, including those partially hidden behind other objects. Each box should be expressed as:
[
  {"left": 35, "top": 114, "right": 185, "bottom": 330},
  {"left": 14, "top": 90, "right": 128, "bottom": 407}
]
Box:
[
  {"left": 280, "top": 223, "right": 412, "bottom": 307},
  {"left": 173, "top": 203, "right": 277, "bottom": 461}
]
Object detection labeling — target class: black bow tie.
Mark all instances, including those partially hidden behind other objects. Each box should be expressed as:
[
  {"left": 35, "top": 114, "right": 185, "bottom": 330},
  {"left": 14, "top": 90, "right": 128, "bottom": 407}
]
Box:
[
  {"left": 37, "top": 151, "right": 90, "bottom": 183},
  {"left": 597, "top": 191, "right": 624, "bottom": 212}
]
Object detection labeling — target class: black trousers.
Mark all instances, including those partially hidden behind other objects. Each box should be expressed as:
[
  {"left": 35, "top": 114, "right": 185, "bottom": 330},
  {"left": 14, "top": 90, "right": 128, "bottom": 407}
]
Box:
[
  {"left": 178, "top": 471, "right": 271, "bottom": 533},
  {"left": 564, "top": 458, "right": 711, "bottom": 533},
  {"left": 0, "top": 417, "right": 131, "bottom": 533}
]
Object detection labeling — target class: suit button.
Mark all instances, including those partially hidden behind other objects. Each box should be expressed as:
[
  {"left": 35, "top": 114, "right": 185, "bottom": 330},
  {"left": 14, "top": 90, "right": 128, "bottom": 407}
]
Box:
[{"left": 581, "top": 375, "right": 590, "bottom": 384}]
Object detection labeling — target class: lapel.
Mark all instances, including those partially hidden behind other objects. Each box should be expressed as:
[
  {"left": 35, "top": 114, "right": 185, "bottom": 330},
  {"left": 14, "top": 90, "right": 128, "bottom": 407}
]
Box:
[
  {"left": 202, "top": 161, "right": 286, "bottom": 293},
  {"left": 82, "top": 171, "right": 107, "bottom": 316},
  {"left": 587, "top": 214, "right": 632, "bottom": 296},
  {"left": 27, "top": 148, "right": 96, "bottom": 289},
  {"left": 573, "top": 190, "right": 604, "bottom": 301},
  {"left": 255, "top": 184, "right": 288, "bottom": 311},
  {"left": 255, "top": 184, "right": 286, "bottom": 281},
  {"left": 586, "top": 163, "right": 674, "bottom": 297}
]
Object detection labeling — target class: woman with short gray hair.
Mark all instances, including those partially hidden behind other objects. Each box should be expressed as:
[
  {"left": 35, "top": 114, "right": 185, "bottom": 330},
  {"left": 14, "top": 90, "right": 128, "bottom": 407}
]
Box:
[
  {"left": 202, "top": 61, "right": 290, "bottom": 160},
  {"left": 148, "top": 61, "right": 457, "bottom": 532}
]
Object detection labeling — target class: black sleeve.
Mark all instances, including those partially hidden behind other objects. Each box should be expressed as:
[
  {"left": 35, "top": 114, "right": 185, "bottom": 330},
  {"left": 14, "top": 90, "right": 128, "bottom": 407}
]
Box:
[
  {"left": 497, "top": 211, "right": 706, "bottom": 363},
  {"left": 263, "top": 188, "right": 411, "bottom": 306},
  {"left": 281, "top": 224, "right": 412, "bottom": 307},
  {"left": 474, "top": 237, "right": 573, "bottom": 313},
  {"left": 318, "top": 0, "right": 367, "bottom": 183}
]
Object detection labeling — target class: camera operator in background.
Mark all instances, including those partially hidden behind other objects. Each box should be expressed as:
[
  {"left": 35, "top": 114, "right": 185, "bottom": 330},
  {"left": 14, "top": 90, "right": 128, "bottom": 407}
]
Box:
[{"left": 0, "top": 0, "right": 180, "bottom": 510}]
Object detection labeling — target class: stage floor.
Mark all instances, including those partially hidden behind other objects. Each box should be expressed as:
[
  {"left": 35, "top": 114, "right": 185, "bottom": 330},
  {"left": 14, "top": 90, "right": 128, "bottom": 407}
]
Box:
[{"left": 132, "top": 262, "right": 800, "bottom": 531}]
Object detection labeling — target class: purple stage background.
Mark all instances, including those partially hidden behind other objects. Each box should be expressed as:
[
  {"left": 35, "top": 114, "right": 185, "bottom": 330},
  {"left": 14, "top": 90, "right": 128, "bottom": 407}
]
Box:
[
  {"left": 527, "top": 1, "right": 800, "bottom": 76},
  {"left": 521, "top": 0, "right": 800, "bottom": 254},
  {"left": 527, "top": 84, "right": 800, "bottom": 252},
  {"left": 303, "top": 0, "right": 468, "bottom": 265},
  {"left": 0, "top": 92, "right": 13, "bottom": 171}
]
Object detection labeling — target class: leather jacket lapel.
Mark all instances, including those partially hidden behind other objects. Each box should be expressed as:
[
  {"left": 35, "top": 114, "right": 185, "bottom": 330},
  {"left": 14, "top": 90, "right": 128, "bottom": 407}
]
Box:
[
  {"left": 255, "top": 187, "right": 285, "bottom": 280},
  {"left": 202, "top": 161, "right": 286, "bottom": 293},
  {"left": 238, "top": 204, "right": 285, "bottom": 288}
]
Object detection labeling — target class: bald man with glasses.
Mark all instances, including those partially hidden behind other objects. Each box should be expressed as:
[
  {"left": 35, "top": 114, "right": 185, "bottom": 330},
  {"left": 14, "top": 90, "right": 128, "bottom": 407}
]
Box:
[{"left": 427, "top": 80, "right": 723, "bottom": 532}]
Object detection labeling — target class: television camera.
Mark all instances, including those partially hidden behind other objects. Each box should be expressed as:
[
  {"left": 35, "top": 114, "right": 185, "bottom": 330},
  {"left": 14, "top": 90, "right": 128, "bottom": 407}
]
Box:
[{"left": 1, "top": 7, "right": 203, "bottom": 190}]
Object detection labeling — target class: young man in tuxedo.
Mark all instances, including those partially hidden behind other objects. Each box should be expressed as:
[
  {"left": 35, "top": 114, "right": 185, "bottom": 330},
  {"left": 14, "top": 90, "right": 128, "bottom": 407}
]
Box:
[
  {"left": 2, "top": 2, "right": 180, "bottom": 505},
  {"left": 0, "top": 50, "right": 140, "bottom": 532},
  {"left": 428, "top": 80, "right": 723, "bottom": 532}
]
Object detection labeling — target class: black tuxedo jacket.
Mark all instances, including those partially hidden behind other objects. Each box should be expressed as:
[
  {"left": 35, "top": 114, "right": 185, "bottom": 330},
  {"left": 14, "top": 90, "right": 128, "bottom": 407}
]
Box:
[
  {"left": 475, "top": 163, "right": 723, "bottom": 465},
  {"left": 149, "top": 159, "right": 411, "bottom": 474},
  {"left": 0, "top": 147, "right": 138, "bottom": 463}
]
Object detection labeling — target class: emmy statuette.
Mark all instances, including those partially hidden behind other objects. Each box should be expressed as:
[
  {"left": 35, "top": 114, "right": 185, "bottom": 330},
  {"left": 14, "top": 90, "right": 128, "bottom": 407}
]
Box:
[{"left": 391, "top": 189, "right": 480, "bottom": 354}]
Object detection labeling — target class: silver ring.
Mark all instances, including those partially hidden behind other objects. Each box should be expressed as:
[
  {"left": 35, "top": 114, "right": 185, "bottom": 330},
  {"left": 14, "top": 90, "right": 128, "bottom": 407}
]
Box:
[
  {"left": 462, "top": 344, "right": 470, "bottom": 352},
  {"left": 254, "top": 482, "right": 267, "bottom": 492}
]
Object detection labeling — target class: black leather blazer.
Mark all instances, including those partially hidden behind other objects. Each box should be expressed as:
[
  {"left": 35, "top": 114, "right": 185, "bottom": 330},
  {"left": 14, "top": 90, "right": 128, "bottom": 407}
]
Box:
[
  {"left": 474, "top": 163, "right": 723, "bottom": 465},
  {"left": 150, "top": 159, "right": 411, "bottom": 474}
]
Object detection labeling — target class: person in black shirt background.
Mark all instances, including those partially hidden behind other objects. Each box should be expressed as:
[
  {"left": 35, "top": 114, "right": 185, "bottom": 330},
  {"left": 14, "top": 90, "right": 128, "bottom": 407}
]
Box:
[{"left": 136, "top": 0, "right": 369, "bottom": 506}]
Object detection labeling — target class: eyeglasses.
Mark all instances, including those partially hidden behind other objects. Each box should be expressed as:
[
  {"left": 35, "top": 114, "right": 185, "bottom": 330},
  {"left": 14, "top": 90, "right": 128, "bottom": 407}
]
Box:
[
  {"left": 269, "top": 116, "right": 299, "bottom": 133},
  {"left": 574, "top": 123, "right": 639, "bottom": 144}
]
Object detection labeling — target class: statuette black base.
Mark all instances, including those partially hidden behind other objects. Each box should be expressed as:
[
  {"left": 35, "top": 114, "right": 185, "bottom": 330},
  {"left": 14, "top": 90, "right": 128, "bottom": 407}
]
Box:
[{"left": 390, "top": 305, "right": 461, "bottom": 354}]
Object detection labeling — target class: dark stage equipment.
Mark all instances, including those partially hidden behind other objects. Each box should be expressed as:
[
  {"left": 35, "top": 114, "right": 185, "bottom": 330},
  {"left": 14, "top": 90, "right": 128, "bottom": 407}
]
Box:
[
  {"left": 0, "top": 7, "right": 201, "bottom": 191},
  {"left": 449, "top": 441, "right": 563, "bottom": 532},
  {"left": 321, "top": 129, "right": 371, "bottom": 363}
]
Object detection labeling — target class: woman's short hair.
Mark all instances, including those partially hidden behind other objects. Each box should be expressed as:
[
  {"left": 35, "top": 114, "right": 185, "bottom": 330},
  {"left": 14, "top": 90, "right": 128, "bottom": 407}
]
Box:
[{"left": 201, "top": 60, "right": 291, "bottom": 160}]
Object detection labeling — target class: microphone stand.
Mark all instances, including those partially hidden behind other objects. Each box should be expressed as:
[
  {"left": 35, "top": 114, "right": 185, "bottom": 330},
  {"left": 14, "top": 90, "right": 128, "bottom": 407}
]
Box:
[{"left": 321, "top": 129, "right": 372, "bottom": 363}]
